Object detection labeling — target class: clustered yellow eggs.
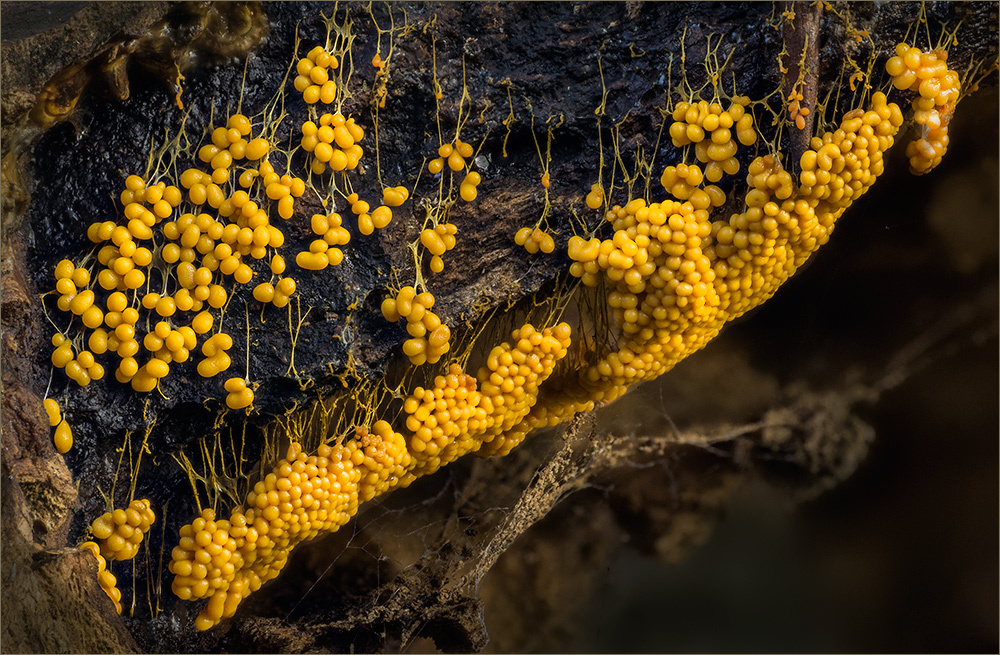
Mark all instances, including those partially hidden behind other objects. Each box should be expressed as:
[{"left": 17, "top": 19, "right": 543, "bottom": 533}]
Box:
[
  {"left": 79, "top": 541, "right": 122, "bottom": 614},
  {"left": 787, "top": 89, "right": 811, "bottom": 130},
  {"left": 294, "top": 46, "right": 339, "bottom": 105},
  {"left": 168, "top": 430, "right": 410, "bottom": 630},
  {"left": 89, "top": 498, "right": 157, "bottom": 561},
  {"left": 299, "top": 112, "right": 365, "bottom": 175},
  {"left": 402, "top": 364, "right": 488, "bottom": 472},
  {"left": 669, "top": 97, "right": 755, "bottom": 182},
  {"left": 419, "top": 222, "right": 458, "bottom": 273},
  {"left": 54, "top": 259, "right": 105, "bottom": 329},
  {"left": 427, "top": 140, "right": 481, "bottom": 200},
  {"left": 170, "top": 322, "right": 571, "bottom": 629},
  {"left": 48, "top": 107, "right": 307, "bottom": 410},
  {"left": 514, "top": 227, "right": 556, "bottom": 254},
  {"left": 659, "top": 164, "right": 727, "bottom": 210},
  {"left": 885, "top": 42, "right": 961, "bottom": 174},
  {"left": 196, "top": 114, "right": 273, "bottom": 197},
  {"left": 400, "top": 324, "right": 575, "bottom": 473},
  {"left": 428, "top": 139, "right": 472, "bottom": 174},
  {"left": 553, "top": 91, "right": 904, "bottom": 425},
  {"left": 297, "top": 212, "right": 351, "bottom": 270},
  {"left": 50, "top": 331, "right": 105, "bottom": 388},
  {"left": 224, "top": 377, "right": 254, "bottom": 410},
  {"left": 468, "top": 322, "right": 574, "bottom": 457},
  {"left": 252, "top": 276, "right": 297, "bottom": 308},
  {"left": 346, "top": 191, "right": 396, "bottom": 236},
  {"left": 380, "top": 286, "right": 451, "bottom": 365}
]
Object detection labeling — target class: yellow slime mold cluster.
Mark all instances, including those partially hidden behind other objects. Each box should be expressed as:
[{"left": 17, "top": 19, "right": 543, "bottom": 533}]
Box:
[
  {"left": 885, "top": 42, "right": 962, "bottom": 174},
  {"left": 89, "top": 498, "right": 157, "bottom": 561},
  {"left": 79, "top": 541, "right": 122, "bottom": 614},
  {"left": 381, "top": 287, "right": 451, "bottom": 366},
  {"left": 514, "top": 227, "right": 556, "bottom": 254},
  {"left": 48, "top": 105, "right": 301, "bottom": 402},
  {"left": 170, "top": 321, "right": 572, "bottom": 630},
  {"left": 546, "top": 92, "right": 904, "bottom": 423},
  {"left": 669, "top": 97, "right": 755, "bottom": 181},
  {"left": 47, "top": 9, "right": 970, "bottom": 631}
]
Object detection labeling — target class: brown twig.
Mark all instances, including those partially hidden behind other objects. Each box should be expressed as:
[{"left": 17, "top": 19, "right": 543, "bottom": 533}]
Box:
[{"left": 781, "top": 1, "right": 822, "bottom": 162}]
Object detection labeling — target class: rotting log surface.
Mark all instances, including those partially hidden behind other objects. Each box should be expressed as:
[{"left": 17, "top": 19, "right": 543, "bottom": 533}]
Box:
[{"left": 1, "top": 2, "right": 997, "bottom": 653}]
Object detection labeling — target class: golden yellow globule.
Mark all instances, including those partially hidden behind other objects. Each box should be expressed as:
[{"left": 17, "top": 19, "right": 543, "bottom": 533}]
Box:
[
  {"left": 224, "top": 378, "right": 254, "bottom": 410},
  {"left": 54, "top": 420, "right": 73, "bottom": 453},
  {"left": 43, "top": 398, "right": 61, "bottom": 426}
]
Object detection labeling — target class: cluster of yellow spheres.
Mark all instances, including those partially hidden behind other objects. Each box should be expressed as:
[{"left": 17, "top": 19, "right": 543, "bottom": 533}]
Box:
[
  {"left": 89, "top": 498, "right": 157, "bottom": 561},
  {"left": 885, "top": 42, "right": 961, "bottom": 174},
  {"left": 400, "top": 325, "right": 575, "bottom": 474},
  {"left": 169, "top": 430, "right": 411, "bottom": 630},
  {"left": 170, "top": 321, "right": 572, "bottom": 629},
  {"left": 251, "top": 274, "right": 297, "bottom": 308},
  {"left": 300, "top": 112, "right": 365, "bottom": 175},
  {"left": 669, "top": 97, "right": 756, "bottom": 182},
  {"left": 428, "top": 140, "right": 481, "bottom": 201},
  {"left": 514, "top": 227, "right": 556, "bottom": 254},
  {"left": 79, "top": 541, "right": 122, "bottom": 614},
  {"left": 419, "top": 222, "right": 458, "bottom": 273},
  {"left": 196, "top": 114, "right": 272, "bottom": 194},
  {"left": 48, "top": 105, "right": 313, "bottom": 410},
  {"left": 786, "top": 89, "right": 812, "bottom": 130},
  {"left": 43, "top": 398, "right": 73, "bottom": 453},
  {"left": 659, "top": 164, "right": 728, "bottom": 211},
  {"left": 468, "top": 322, "right": 574, "bottom": 457},
  {"left": 50, "top": 331, "right": 104, "bottom": 389},
  {"left": 380, "top": 287, "right": 451, "bottom": 366},
  {"left": 294, "top": 46, "right": 339, "bottom": 105},
  {"left": 54, "top": 260, "right": 105, "bottom": 328},
  {"left": 402, "top": 364, "right": 490, "bottom": 474},
  {"left": 347, "top": 191, "right": 397, "bottom": 236},
  {"left": 549, "top": 90, "right": 905, "bottom": 428},
  {"left": 298, "top": 212, "right": 351, "bottom": 270}
]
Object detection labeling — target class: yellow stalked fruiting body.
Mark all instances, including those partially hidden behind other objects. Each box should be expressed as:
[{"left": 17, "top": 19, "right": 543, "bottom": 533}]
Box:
[
  {"left": 515, "top": 227, "right": 555, "bottom": 254},
  {"left": 382, "top": 185, "right": 409, "bottom": 207},
  {"left": 54, "top": 419, "right": 73, "bottom": 453}
]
